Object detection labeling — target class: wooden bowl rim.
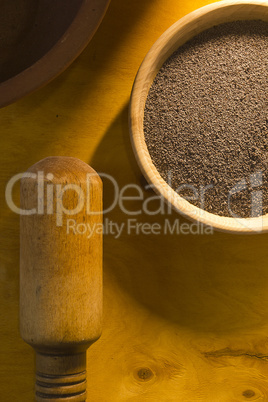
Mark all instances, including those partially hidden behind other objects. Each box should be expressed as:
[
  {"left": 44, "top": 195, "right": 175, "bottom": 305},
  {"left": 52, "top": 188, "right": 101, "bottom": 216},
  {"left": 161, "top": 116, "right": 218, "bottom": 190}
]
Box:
[
  {"left": 129, "top": 0, "right": 268, "bottom": 233},
  {"left": 0, "top": 0, "right": 110, "bottom": 108}
]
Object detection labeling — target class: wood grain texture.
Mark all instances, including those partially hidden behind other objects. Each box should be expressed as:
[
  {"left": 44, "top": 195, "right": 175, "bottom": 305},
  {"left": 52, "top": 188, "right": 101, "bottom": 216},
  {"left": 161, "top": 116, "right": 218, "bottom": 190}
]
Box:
[
  {"left": 129, "top": 0, "right": 268, "bottom": 233},
  {"left": 20, "top": 156, "right": 103, "bottom": 401},
  {"left": 1, "top": 0, "right": 268, "bottom": 400}
]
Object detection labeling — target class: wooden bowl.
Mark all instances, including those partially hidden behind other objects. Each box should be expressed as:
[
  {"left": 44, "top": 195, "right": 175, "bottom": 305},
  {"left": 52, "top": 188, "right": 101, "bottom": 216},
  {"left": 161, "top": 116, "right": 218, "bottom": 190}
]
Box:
[
  {"left": 0, "top": 0, "right": 110, "bottom": 108},
  {"left": 129, "top": 0, "right": 268, "bottom": 233}
]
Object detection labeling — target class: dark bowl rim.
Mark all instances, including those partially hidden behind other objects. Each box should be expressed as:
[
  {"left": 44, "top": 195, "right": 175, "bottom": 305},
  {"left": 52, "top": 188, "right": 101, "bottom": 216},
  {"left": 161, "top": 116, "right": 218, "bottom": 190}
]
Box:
[{"left": 0, "top": 0, "right": 110, "bottom": 109}]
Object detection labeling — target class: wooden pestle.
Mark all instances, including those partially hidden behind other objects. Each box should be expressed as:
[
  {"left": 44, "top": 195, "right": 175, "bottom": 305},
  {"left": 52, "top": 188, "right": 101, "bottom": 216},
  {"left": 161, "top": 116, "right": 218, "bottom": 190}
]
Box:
[{"left": 20, "top": 156, "right": 103, "bottom": 402}]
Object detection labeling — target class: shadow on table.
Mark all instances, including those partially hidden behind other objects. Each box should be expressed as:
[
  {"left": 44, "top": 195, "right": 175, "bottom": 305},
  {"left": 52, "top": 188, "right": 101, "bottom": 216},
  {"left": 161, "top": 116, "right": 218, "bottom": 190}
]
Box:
[{"left": 91, "top": 102, "right": 268, "bottom": 334}]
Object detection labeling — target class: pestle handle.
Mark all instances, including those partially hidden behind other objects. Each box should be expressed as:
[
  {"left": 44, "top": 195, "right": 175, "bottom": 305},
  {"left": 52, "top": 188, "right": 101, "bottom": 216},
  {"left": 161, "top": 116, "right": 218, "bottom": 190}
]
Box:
[{"left": 20, "top": 156, "right": 103, "bottom": 401}]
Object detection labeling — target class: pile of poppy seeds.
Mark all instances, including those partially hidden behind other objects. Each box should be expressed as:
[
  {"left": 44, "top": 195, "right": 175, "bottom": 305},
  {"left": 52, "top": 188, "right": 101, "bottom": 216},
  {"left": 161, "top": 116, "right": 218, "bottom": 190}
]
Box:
[{"left": 144, "top": 20, "right": 268, "bottom": 218}]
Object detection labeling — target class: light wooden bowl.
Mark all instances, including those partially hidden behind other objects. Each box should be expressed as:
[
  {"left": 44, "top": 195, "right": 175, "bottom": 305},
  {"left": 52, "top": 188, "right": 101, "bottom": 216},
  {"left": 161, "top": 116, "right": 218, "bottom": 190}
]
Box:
[{"left": 129, "top": 0, "right": 268, "bottom": 233}]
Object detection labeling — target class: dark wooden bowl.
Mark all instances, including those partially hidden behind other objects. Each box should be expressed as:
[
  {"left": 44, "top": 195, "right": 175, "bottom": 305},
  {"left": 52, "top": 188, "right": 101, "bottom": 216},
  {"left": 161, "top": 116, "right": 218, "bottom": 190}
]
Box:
[{"left": 0, "top": 0, "right": 110, "bottom": 108}]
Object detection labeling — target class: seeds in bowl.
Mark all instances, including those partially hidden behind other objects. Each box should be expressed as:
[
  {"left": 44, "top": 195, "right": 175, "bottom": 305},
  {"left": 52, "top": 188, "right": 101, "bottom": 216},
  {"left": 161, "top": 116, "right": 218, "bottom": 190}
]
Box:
[{"left": 144, "top": 20, "right": 268, "bottom": 218}]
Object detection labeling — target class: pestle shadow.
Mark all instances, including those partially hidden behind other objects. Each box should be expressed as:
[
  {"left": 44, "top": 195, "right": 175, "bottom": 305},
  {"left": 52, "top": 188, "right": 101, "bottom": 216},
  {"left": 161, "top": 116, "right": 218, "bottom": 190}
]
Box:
[{"left": 91, "top": 103, "right": 268, "bottom": 334}]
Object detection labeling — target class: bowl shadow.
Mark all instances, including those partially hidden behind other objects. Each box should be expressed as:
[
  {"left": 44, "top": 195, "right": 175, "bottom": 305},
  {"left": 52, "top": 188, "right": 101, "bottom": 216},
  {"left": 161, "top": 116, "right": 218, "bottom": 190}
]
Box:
[{"left": 90, "top": 103, "right": 268, "bottom": 334}]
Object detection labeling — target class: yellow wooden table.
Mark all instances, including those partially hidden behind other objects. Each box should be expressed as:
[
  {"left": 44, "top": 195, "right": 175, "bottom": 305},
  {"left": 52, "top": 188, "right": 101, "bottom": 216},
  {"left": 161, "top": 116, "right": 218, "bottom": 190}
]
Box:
[{"left": 1, "top": 0, "right": 268, "bottom": 400}]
